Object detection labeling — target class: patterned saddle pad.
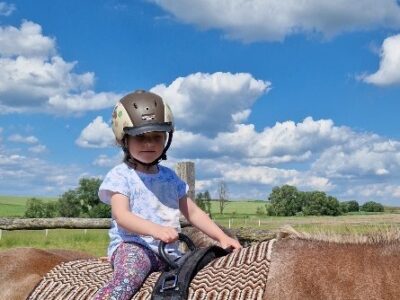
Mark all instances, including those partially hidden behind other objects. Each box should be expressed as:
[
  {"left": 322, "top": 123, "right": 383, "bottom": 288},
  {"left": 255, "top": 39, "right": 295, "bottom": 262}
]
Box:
[{"left": 28, "top": 240, "right": 275, "bottom": 300}]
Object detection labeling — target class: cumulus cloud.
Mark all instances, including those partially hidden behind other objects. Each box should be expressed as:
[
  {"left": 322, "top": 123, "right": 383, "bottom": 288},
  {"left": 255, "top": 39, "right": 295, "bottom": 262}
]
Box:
[
  {"left": 0, "top": 148, "right": 84, "bottom": 195},
  {"left": 151, "top": 0, "right": 400, "bottom": 42},
  {"left": 167, "top": 115, "right": 400, "bottom": 203},
  {"left": 151, "top": 72, "right": 270, "bottom": 136},
  {"left": 76, "top": 116, "right": 115, "bottom": 148},
  {"left": 170, "top": 117, "right": 352, "bottom": 164},
  {"left": 28, "top": 144, "right": 47, "bottom": 154},
  {"left": 8, "top": 134, "right": 39, "bottom": 144},
  {"left": 361, "top": 34, "right": 400, "bottom": 86},
  {"left": 312, "top": 139, "right": 400, "bottom": 178},
  {"left": 0, "top": 21, "right": 121, "bottom": 115},
  {"left": 0, "top": 2, "right": 15, "bottom": 16},
  {"left": 345, "top": 183, "right": 400, "bottom": 201},
  {"left": 224, "top": 164, "right": 333, "bottom": 191},
  {"left": 93, "top": 153, "right": 122, "bottom": 168}
]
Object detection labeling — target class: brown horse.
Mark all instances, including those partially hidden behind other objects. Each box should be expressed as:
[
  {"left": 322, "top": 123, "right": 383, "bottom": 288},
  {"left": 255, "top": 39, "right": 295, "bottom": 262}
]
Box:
[
  {"left": 0, "top": 247, "right": 94, "bottom": 299},
  {"left": 1, "top": 227, "right": 399, "bottom": 300}
]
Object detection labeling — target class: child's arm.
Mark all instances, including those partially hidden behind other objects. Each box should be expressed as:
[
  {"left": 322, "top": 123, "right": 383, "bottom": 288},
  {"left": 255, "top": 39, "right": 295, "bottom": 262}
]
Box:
[
  {"left": 179, "top": 196, "right": 241, "bottom": 249},
  {"left": 111, "top": 192, "right": 178, "bottom": 243}
]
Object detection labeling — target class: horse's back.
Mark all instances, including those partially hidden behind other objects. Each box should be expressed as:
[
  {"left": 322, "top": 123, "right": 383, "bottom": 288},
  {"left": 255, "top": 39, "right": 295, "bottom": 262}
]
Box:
[
  {"left": 264, "top": 239, "right": 400, "bottom": 300},
  {"left": 0, "top": 248, "right": 93, "bottom": 300}
]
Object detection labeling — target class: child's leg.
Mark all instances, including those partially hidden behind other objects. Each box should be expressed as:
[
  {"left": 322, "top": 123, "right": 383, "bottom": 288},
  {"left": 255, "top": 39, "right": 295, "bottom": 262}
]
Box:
[{"left": 93, "top": 242, "right": 164, "bottom": 300}]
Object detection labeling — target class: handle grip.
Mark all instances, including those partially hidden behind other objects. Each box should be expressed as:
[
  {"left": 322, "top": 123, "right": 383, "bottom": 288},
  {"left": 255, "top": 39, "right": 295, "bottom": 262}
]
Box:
[{"left": 158, "top": 233, "right": 196, "bottom": 269}]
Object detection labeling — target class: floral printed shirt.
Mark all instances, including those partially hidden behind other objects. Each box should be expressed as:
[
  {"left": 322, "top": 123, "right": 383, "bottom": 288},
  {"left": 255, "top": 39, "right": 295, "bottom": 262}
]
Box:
[{"left": 99, "top": 163, "right": 188, "bottom": 259}]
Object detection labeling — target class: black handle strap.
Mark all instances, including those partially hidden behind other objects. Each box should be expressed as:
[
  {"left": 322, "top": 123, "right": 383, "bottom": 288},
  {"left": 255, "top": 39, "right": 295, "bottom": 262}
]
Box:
[{"left": 158, "top": 233, "right": 197, "bottom": 269}]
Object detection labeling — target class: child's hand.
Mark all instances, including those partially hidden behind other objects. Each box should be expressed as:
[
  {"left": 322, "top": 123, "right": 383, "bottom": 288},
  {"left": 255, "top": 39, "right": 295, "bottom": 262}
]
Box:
[
  {"left": 152, "top": 225, "right": 179, "bottom": 243},
  {"left": 219, "top": 235, "right": 242, "bottom": 250}
]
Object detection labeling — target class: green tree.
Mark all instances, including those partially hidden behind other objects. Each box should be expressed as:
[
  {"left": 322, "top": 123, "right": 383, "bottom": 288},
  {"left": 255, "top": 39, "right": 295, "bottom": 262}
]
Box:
[
  {"left": 58, "top": 190, "right": 81, "bottom": 217},
  {"left": 256, "top": 206, "right": 266, "bottom": 215},
  {"left": 203, "top": 190, "right": 212, "bottom": 217},
  {"left": 24, "top": 198, "right": 46, "bottom": 218},
  {"left": 78, "top": 178, "right": 102, "bottom": 215},
  {"left": 217, "top": 180, "right": 229, "bottom": 214},
  {"left": 360, "top": 201, "right": 384, "bottom": 212},
  {"left": 302, "top": 192, "right": 341, "bottom": 216},
  {"left": 88, "top": 203, "right": 111, "bottom": 218},
  {"left": 195, "top": 192, "right": 207, "bottom": 211},
  {"left": 340, "top": 200, "right": 359, "bottom": 213},
  {"left": 57, "top": 177, "right": 109, "bottom": 218},
  {"left": 267, "top": 185, "right": 302, "bottom": 216},
  {"left": 43, "top": 201, "right": 59, "bottom": 217}
]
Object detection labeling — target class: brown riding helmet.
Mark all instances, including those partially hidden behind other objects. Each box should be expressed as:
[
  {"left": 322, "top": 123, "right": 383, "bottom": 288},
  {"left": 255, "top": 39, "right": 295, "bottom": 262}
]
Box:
[{"left": 111, "top": 90, "right": 174, "bottom": 165}]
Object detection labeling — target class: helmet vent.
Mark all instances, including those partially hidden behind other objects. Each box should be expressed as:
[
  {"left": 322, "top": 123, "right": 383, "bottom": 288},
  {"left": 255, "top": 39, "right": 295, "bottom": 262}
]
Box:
[
  {"left": 142, "top": 113, "right": 155, "bottom": 121},
  {"left": 133, "top": 103, "right": 138, "bottom": 109}
]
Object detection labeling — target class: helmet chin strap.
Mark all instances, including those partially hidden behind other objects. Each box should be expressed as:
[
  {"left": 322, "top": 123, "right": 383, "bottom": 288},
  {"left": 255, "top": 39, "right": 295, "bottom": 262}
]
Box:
[{"left": 123, "top": 132, "right": 173, "bottom": 168}]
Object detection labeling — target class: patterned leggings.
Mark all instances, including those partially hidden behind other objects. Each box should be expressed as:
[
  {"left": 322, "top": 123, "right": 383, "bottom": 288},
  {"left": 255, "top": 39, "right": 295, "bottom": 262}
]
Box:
[{"left": 93, "top": 242, "right": 165, "bottom": 300}]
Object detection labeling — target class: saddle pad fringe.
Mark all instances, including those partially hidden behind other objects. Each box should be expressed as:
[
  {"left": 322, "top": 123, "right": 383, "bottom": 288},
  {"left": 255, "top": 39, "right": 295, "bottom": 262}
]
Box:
[{"left": 29, "top": 240, "right": 274, "bottom": 300}]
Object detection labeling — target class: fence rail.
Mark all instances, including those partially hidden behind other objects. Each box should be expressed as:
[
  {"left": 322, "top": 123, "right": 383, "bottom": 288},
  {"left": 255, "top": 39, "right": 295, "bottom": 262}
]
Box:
[
  {"left": 0, "top": 217, "right": 274, "bottom": 244},
  {"left": 0, "top": 218, "right": 111, "bottom": 230}
]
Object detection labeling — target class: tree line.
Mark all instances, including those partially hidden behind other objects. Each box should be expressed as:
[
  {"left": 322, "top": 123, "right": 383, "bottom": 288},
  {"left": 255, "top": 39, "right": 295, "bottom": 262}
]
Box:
[
  {"left": 266, "top": 185, "right": 384, "bottom": 216},
  {"left": 24, "top": 178, "right": 110, "bottom": 218},
  {"left": 24, "top": 178, "right": 385, "bottom": 218}
]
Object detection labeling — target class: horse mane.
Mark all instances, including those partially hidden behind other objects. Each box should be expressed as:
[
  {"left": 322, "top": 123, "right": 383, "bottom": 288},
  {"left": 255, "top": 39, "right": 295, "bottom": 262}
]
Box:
[{"left": 277, "top": 225, "right": 400, "bottom": 244}]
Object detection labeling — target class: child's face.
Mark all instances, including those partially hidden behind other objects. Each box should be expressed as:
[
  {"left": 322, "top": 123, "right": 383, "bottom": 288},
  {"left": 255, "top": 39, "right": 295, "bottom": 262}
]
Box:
[{"left": 128, "top": 131, "right": 166, "bottom": 164}]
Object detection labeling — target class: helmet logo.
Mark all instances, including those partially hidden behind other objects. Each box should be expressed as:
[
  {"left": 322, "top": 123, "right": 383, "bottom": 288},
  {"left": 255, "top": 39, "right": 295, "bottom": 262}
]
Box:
[{"left": 142, "top": 113, "right": 155, "bottom": 121}]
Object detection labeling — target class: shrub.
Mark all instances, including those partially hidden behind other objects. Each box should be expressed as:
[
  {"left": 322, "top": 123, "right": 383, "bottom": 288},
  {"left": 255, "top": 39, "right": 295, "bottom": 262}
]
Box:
[
  {"left": 256, "top": 206, "right": 265, "bottom": 215},
  {"left": 360, "top": 201, "right": 384, "bottom": 212},
  {"left": 24, "top": 198, "right": 46, "bottom": 218}
]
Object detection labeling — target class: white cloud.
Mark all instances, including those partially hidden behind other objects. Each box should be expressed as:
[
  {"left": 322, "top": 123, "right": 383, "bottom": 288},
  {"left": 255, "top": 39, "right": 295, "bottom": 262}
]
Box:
[
  {"left": 0, "top": 21, "right": 121, "bottom": 115},
  {"left": 151, "top": 0, "right": 400, "bottom": 42},
  {"left": 345, "top": 183, "right": 400, "bottom": 202},
  {"left": 166, "top": 115, "right": 400, "bottom": 203},
  {"left": 312, "top": 139, "right": 400, "bottom": 178},
  {"left": 0, "top": 2, "right": 15, "bottom": 16},
  {"left": 362, "top": 34, "right": 400, "bottom": 86},
  {"left": 171, "top": 117, "right": 352, "bottom": 164},
  {"left": 28, "top": 144, "right": 47, "bottom": 154},
  {"left": 224, "top": 164, "right": 333, "bottom": 191},
  {"left": 0, "top": 148, "right": 83, "bottom": 195},
  {"left": 8, "top": 134, "right": 39, "bottom": 144},
  {"left": 231, "top": 109, "right": 251, "bottom": 123},
  {"left": 0, "top": 21, "right": 54, "bottom": 58},
  {"left": 151, "top": 72, "right": 270, "bottom": 136},
  {"left": 93, "top": 153, "right": 123, "bottom": 168},
  {"left": 48, "top": 91, "right": 120, "bottom": 114},
  {"left": 76, "top": 116, "right": 115, "bottom": 148}
]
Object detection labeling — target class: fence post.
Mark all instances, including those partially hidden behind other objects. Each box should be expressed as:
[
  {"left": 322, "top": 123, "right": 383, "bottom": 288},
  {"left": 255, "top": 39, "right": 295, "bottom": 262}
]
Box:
[
  {"left": 0, "top": 229, "right": 2, "bottom": 241},
  {"left": 175, "top": 161, "right": 195, "bottom": 201}
]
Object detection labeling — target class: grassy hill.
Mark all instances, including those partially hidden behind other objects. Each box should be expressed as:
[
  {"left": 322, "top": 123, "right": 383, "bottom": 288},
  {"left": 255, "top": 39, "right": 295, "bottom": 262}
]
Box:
[{"left": 0, "top": 195, "right": 57, "bottom": 217}]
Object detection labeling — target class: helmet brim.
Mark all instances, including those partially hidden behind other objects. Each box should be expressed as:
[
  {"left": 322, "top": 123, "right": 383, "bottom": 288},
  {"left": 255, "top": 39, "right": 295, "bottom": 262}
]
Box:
[{"left": 123, "top": 123, "right": 173, "bottom": 137}]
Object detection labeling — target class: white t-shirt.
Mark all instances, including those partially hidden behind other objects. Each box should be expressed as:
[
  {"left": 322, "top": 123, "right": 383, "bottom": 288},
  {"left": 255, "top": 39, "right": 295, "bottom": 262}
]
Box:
[{"left": 98, "top": 163, "right": 188, "bottom": 258}]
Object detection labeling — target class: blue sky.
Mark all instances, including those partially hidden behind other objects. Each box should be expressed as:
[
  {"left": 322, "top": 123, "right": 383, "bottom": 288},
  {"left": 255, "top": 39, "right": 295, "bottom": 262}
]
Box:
[{"left": 1, "top": 0, "right": 400, "bottom": 205}]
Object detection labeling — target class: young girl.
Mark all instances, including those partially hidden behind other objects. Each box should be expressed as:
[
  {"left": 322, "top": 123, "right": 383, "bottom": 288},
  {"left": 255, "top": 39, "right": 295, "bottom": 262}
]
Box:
[{"left": 94, "top": 90, "right": 241, "bottom": 300}]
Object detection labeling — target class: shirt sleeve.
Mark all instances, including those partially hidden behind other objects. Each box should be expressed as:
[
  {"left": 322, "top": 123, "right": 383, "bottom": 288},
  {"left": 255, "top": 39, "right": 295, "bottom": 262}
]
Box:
[
  {"left": 173, "top": 171, "right": 189, "bottom": 200},
  {"left": 98, "top": 166, "right": 130, "bottom": 204}
]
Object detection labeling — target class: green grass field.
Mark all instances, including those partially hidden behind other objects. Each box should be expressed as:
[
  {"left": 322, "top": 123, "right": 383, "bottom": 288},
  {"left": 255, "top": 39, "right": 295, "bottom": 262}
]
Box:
[{"left": 0, "top": 195, "right": 57, "bottom": 217}]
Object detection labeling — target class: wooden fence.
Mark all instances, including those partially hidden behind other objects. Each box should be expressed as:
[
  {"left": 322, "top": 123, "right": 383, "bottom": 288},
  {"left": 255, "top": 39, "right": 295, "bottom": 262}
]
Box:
[{"left": 0, "top": 217, "right": 274, "bottom": 244}]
